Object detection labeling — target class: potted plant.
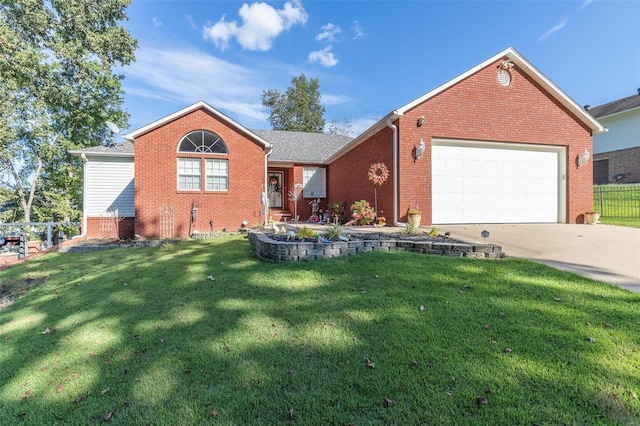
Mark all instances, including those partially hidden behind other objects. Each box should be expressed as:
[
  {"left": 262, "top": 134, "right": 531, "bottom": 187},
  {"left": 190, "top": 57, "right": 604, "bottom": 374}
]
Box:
[
  {"left": 407, "top": 205, "right": 421, "bottom": 227},
  {"left": 585, "top": 211, "right": 600, "bottom": 224}
]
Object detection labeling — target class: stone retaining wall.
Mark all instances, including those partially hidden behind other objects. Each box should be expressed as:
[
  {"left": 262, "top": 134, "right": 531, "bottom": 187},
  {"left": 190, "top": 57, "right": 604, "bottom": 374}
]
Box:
[
  {"left": 56, "top": 239, "right": 183, "bottom": 253},
  {"left": 248, "top": 232, "right": 503, "bottom": 262}
]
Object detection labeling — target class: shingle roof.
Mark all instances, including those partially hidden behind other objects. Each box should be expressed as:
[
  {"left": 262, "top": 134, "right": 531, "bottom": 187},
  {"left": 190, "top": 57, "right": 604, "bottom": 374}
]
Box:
[
  {"left": 69, "top": 131, "right": 352, "bottom": 164},
  {"left": 587, "top": 91, "right": 640, "bottom": 118},
  {"left": 68, "top": 141, "right": 134, "bottom": 156},
  {"left": 250, "top": 129, "right": 353, "bottom": 163}
]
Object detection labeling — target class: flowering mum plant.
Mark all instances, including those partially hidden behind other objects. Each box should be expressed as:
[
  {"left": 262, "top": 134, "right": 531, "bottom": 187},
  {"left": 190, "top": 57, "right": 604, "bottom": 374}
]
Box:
[{"left": 368, "top": 162, "right": 389, "bottom": 186}]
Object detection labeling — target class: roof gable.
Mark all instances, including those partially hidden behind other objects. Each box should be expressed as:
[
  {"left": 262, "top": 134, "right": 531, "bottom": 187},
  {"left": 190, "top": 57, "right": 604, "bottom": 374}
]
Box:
[
  {"left": 327, "top": 47, "right": 606, "bottom": 163},
  {"left": 394, "top": 47, "right": 605, "bottom": 133},
  {"left": 122, "top": 101, "right": 272, "bottom": 150}
]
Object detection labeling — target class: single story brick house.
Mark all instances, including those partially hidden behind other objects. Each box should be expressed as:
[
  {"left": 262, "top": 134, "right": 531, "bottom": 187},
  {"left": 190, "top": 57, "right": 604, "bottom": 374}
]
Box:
[{"left": 71, "top": 47, "right": 604, "bottom": 239}]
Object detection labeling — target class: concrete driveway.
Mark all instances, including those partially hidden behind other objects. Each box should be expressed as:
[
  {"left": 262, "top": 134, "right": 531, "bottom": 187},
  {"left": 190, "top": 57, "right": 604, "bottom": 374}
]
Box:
[{"left": 439, "top": 224, "right": 640, "bottom": 293}]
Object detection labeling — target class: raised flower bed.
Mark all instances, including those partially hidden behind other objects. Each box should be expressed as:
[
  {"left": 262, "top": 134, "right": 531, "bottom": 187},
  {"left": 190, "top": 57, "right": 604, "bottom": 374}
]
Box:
[{"left": 248, "top": 231, "right": 503, "bottom": 262}]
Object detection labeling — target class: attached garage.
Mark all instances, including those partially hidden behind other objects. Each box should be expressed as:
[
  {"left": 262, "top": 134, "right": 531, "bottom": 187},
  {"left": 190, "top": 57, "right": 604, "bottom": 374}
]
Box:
[{"left": 431, "top": 140, "right": 566, "bottom": 224}]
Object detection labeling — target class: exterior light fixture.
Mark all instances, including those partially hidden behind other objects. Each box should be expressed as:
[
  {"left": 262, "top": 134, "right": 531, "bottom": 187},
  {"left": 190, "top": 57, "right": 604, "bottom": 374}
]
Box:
[
  {"left": 577, "top": 149, "right": 590, "bottom": 167},
  {"left": 417, "top": 116, "right": 426, "bottom": 127},
  {"left": 499, "top": 60, "right": 514, "bottom": 70}
]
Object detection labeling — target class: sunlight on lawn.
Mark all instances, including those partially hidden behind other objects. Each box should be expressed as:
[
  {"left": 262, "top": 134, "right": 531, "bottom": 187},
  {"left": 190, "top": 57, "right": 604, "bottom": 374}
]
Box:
[
  {"left": 0, "top": 236, "right": 638, "bottom": 425},
  {"left": 0, "top": 310, "right": 47, "bottom": 334},
  {"left": 135, "top": 358, "right": 180, "bottom": 404},
  {"left": 168, "top": 304, "right": 206, "bottom": 325}
]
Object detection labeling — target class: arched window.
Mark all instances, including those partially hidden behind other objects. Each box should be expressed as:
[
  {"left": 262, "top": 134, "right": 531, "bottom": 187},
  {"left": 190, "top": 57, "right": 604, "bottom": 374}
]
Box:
[
  {"left": 178, "top": 130, "right": 227, "bottom": 154},
  {"left": 177, "top": 130, "right": 229, "bottom": 191}
]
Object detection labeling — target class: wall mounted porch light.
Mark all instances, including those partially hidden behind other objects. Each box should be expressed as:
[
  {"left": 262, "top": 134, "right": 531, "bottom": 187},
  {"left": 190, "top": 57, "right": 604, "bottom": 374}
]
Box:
[{"left": 577, "top": 149, "right": 590, "bottom": 167}]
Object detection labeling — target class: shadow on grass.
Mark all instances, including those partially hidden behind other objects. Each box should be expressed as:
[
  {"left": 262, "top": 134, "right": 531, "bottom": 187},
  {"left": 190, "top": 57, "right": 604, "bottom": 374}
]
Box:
[{"left": 0, "top": 237, "right": 638, "bottom": 425}]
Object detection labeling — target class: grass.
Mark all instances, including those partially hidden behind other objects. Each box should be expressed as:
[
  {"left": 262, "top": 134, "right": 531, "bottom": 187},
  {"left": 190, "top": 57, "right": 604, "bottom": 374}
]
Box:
[
  {"left": 593, "top": 183, "right": 640, "bottom": 219},
  {"left": 0, "top": 235, "right": 639, "bottom": 425},
  {"left": 599, "top": 217, "right": 640, "bottom": 228}
]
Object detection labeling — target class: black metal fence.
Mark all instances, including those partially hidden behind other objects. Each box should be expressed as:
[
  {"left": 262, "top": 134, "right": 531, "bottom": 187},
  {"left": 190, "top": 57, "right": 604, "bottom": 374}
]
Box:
[{"left": 593, "top": 184, "right": 640, "bottom": 218}]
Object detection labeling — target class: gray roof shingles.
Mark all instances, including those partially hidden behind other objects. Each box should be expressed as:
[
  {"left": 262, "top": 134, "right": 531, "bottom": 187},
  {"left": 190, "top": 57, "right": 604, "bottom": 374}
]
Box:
[
  {"left": 588, "top": 91, "right": 640, "bottom": 118},
  {"left": 71, "top": 141, "right": 135, "bottom": 155},
  {"left": 250, "top": 129, "right": 352, "bottom": 163},
  {"left": 72, "top": 131, "right": 353, "bottom": 164}
]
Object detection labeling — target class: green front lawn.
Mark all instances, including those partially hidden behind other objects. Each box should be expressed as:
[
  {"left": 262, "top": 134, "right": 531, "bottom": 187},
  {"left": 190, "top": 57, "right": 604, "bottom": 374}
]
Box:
[
  {"left": 599, "top": 217, "right": 640, "bottom": 228},
  {"left": 0, "top": 236, "right": 638, "bottom": 425}
]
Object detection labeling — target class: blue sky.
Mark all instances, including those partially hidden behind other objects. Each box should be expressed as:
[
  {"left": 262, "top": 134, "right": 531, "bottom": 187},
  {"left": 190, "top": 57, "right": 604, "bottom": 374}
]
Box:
[{"left": 119, "top": 0, "right": 639, "bottom": 136}]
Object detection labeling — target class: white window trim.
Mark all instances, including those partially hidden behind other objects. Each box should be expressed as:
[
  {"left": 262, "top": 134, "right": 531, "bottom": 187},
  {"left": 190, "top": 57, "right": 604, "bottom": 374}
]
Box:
[
  {"left": 177, "top": 158, "right": 201, "bottom": 191},
  {"left": 205, "top": 158, "right": 229, "bottom": 192}
]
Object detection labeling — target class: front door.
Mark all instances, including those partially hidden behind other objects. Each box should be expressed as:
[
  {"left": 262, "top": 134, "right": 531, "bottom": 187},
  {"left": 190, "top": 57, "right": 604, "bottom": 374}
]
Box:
[{"left": 267, "top": 172, "right": 284, "bottom": 209}]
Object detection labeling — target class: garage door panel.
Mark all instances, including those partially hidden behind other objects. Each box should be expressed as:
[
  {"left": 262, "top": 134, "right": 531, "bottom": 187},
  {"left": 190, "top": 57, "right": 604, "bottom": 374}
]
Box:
[{"left": 432, "top": 143, "right": 561, "bottom": 224}]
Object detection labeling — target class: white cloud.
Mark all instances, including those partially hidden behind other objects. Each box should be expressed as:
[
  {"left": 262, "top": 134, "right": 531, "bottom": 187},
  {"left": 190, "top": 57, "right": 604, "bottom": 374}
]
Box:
[
  {"left": 352, "top": 20, "right": 365, "bottom": 39},
  {"left": 308, "top": 46, "right": 338, "bottom": 67},
  {"left": 204, "top": 15, "right": 238, "bottom": 51},
  {"left": 350, "top": 117, "right": 378, "bottom": 137},
  {"left": 580, "top": 0, "right": 593, "bottom": 10},
  {"left": 152, "top": 17, "right": 163, "bottom": 27},
  {"left": 316, "top": 23, "right": 341, "bottom": 42},
  {"left": 185, "top": 14, "right": 197, "bottom": 30},
  {"left": 122, "top": 45, "right": 269, "bottom": 124},
  {"left": 538, "top": 17, "right": 569, "bottom": 41},
  {"left": 321, "top": 93, "right": 350, "bottom": 106},
  {"left": 203, "top": 0, "right": 308, "bottom": 51}
]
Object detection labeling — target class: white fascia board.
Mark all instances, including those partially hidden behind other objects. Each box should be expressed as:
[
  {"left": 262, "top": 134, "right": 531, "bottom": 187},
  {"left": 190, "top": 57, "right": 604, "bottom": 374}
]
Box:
[
  {"left": 395, "top": 47, "right": 605, "bottom": 134},
  {"left": 324, "top": 111, "right": 399, "bottom": 164},
  {"left": 68, "top": 150, "right": 134, "bottom": 158},
  {"left": 123, "top": 100, "right": 273, "bottom": 149}
]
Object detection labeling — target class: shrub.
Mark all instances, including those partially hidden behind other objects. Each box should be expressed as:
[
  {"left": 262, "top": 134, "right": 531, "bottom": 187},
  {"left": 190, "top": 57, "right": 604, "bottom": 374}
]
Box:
[
  {"left": 296, "top": 227, "right": 318, "bottom": 240},
  {"left": 327, "top": 201, "right": 347, "bottom": 224},
  {"left": 350, "top": 200, "right": 376, "bottom": 225}
]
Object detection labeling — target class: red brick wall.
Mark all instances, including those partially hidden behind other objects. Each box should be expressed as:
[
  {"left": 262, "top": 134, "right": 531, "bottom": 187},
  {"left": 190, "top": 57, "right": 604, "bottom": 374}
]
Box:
[
  {"left": 335, "top": 57, "right": 593, "bottom": 225},
  {"left": 134, "top": 108, "right": 267, "bottom": 238},
  {"left": 85, "top": 217, "right": 135, "bottom": 239},
  {"left": 328, "top": 129, "right": 395, "bottom": 223}
]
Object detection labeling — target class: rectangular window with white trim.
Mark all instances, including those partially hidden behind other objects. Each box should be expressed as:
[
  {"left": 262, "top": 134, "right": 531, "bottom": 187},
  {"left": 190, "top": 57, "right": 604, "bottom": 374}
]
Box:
[
  {"left": 302, "top": 167, "right": 326, "bottom": 198},
  {"left": 177, "top": 158, "right": 201, "bottom": 190},
  {"left": 205, "top": 159, "right": 228, "bottom": 191}
]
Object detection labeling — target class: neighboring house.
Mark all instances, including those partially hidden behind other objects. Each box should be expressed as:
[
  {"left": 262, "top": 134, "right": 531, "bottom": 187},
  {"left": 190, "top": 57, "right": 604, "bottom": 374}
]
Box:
[
  {"left": 586, "top": 89, "right": 640, "bottom": 184},
  {"left": 70, "top": 47, "right": 605, "bottom": 239}
]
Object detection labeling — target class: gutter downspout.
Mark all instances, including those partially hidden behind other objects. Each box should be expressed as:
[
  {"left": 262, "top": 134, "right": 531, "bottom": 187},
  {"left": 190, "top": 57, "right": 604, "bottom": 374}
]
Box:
[
  {"left": 72, "top": 153, "right": 89, "bottom": 239},
  {"left": 264, "top": 145, "right": 273, "bottom": 228},
  {"left": 386, "top": 115, "right": 405, "bottom": 227}
]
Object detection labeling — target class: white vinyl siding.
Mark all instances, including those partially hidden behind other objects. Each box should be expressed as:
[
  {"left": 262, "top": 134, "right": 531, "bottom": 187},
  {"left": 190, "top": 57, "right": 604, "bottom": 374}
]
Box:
[
  {"left": 432, "top": 140, "right": 565, "bottom": 224},
  {"left": 85, "top": 157, "right": 134, "bottom": 216},
  {"left": 177, "top": 158, "right": 201, "bottom": 190},
  {"left": 593, "top": 109, "right": 640, "bottom": 154},
  {"left": 205, "top": 159, "right": 228, "bottom": 191},
  {"left": 303, "top": 167, "right": 326, "bottom": 198}
]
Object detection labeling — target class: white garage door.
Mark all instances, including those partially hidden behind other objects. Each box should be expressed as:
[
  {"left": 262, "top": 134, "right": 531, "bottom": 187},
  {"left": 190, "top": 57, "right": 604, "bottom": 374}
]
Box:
[{"left": 432, "top": 141, "right": 565, "bottom": 224}]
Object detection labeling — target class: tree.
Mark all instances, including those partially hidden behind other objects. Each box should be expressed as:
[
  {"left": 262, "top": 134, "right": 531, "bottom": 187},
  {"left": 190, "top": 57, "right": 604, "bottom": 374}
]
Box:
[
  {"left": 326, "top": 117, "right": 353, "bottom": 137},
  {"left": 0, "top": 0, "right": 137, "bottom": 223},
  {"left": 261, "top": 74, "right": 325, "bottom": 132}
]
